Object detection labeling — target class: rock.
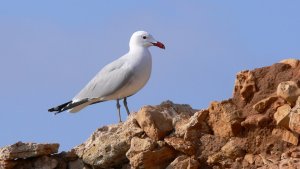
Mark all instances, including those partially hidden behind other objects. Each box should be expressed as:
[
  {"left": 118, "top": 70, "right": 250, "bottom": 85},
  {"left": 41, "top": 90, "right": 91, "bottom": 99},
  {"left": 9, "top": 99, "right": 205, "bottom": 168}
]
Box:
[
  {"left": 277, "top": 81, "right": 300, "bottom": 105},
  {"left": 68, "top": 159, "right": 90, "bottom": 169},
  {"left": 274, "top": 104, "right": 291, "bottom": 129},
  {"left": 221, "top": 138, "right": 245, "bottom": 159},
  {"left": 175, "top": 109, "right": 208, "bottom": 134},
  {"left": 164, "top": 136, "right": 195, "bottom": 155},
  {"left": 33, "top": 156, "right": 58, "bottom": 169},
  {"left": 234, "top": 70, "right": 257, "bottom": 101},
  {"left": 289, "top": 102, "right": 300, "bottom": 134},
  {"left": 244, "top": 153, "right": 255, "bottom": 164},
  {"left": 207, "top": 152, "right": 224, "bottom": 165},
  {"left": 253, "top": 96, "right": 278, "bottom": 113},
  {"left": 166, "top": 155, "right": 200, "bottom": 169},
  {"left": 281, "top": 130, "right": 299, "bottom": 145},
  {"left": 0, "top": 160, "right": 17, "bottom": 169},
  {"left": 126, "top": 137, "right": 157, "bottom": 159},
  {"left": 279, "top": 58, "right": 299, "bottom": 68},
  {"left": 175, "top": 109, "right": 210, "bottom": 141},
  {"left": 74, "top": 115, "right": 144, "bottom": 168},
  {"left": 208, "top": 100, "right": 243, "bottom": 138},
  {"left": 135, "top": 101, "right": 195, "bottom": 140},
  {"left": 207, "top": 138, "right": 245, "bottom": 165},
  {"left": 241, "top": 113, "right": 270, "bottom": 128},
  {"left": 135, "top": 105, "right": 173, "bottom": 140},
  {"left": 0, "top": 142, "right": 59, "bottom": 160},
  {"left": 127, "top": 141, "right": 177, "bottom": 169}
]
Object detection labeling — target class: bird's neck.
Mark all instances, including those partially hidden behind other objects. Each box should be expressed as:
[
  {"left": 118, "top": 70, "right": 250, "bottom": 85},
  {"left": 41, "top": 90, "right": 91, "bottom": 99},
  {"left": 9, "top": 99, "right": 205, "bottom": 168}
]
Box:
[{"left": 129, "top": 46, "right": 150, "bottom": 57}]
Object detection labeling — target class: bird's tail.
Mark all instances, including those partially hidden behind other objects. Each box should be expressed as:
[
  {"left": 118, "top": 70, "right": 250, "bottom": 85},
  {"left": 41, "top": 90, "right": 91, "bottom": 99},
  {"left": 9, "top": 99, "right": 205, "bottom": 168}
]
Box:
[{"left": 48, "top": 99, "right": 89, "bottom": 114}]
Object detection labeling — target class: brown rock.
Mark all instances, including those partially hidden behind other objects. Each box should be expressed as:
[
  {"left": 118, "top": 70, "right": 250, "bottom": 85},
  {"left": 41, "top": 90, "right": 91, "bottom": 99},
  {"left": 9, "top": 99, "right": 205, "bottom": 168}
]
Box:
[
  {"left": 166, "top": 155, "right": 200, "bottom": 169},
  {"left": 0, "top": 142, "right": 59, "bottom": 160},
  {"left": 175, "top": 109, "right": 210, "bottom": 141},
  {"left": 68, "top": 159, "right": 90, "bottom": 169},
  {"left": 244, "top": 153, "right": 255, "bottom": 164},
  {"left": 281, "top": 130, "right": 299, "bottom": 145},
  {"left": 164, "top": 136, "right": 195, "bottom": 155},
  {"left": 207, "top": 152, "right": 224, "bottom": 165},
  {"left": 126, "top": 137, "right": 157, "bottom": 159},
  {"left": 33, "top": 156, "right": 58, "bottom": 169},
  {"left": 128, "top": 143, "right": 177, "bottom": 169},
  {"left": 234, "top": 70, "right": 257, "bottom": 101},
  {"left": 74, "top": 115, "right": 143, "bottom": 168},
  {"left": 277, "top": 81, "right": 300, "bottom": 105},
  {"left": 241, "top": 113, "right": 270, "bottom": 128},
  {"left": 253, "top": 96, "right": 278, "bottom": 113},
  {"left": 279, "top": 58, "right": 299, "bottom": 68},
  {"left": 135, "top": 101, "right": 195, "bottom": 141},
  {"left": 289, "top": 102, "right": 300, "bottom": 134},
  {"left": 274, "top": 104, "right": 291, "bottom": 129},
  {"left": 0, "top": 160, "right": 17, "bottom": 169},
  {"left": 221, "top": 138, "right": 246, "bottom": 159},
  {"left": 135, "top": 106, "right": 173, "bottom": 140},
  {"left": 208, "top": 100, "right": 243, "bottom": 138}
]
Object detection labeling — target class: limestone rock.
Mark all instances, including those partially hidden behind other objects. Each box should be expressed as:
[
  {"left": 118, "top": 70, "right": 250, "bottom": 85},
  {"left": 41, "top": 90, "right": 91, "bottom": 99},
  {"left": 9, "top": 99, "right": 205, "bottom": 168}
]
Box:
[
  {"left": 241, "top": 113, "right": 270, "bottom": 128},
  {"left": 126, "top": 137, "right": 157, "bottom": 159},
  {"left": 127, "top": 140, "right": 177, "bottom": 169},
  {"left": 274, "top": 104, "right": 291, "bottom": 129},
  {"left": 277, "top": 81, "right": 300, "bottom": 105},
  {"left": 221, "top": 138, "right": 245, "bottom": 159},
  {"left": 281, "top": 130, "right": 299, "bottom": 145},
  {"left": 135, "top": 101, "right": 195, "bottom": 140},
  {"left": 289, "top": 101, "right": 300, "bottom": 134},
  {"left": 166, "top": 155, "right": 200, "bottom": 169},
  {"left": 33, "top": 156, "right": 58, "bottom": 169},
  {"left": 135, "top": 106, "right": 173, "bottom": 140},
  {"left": 244, "top": 153, "right": 255, "bottom": 164},
  {"left": 0, "top": 142, "right": 59, "bottom": 160},
  {"left": 279, "top": 58, "right": 299, "bottom": 68},
  {"left": 208, "top": 100, "right": 243, "bottom": 138},
  {"left": 164, "top": 136, "right": 195, "bottom": 155},
  {"left": 68, "top": 159, "right": 90, "bottom": 169},
  {"left": 74, "top": 115, "right": 143, "bottom": 168},
  {"left": 175, "top": 109, "right": 210, "bottom": 141},
  {"left": 253, "top": 96, "right": 278, "bottom": 113},
  {"left": 0, "top": 160, "right": 17, "bottom": 169},
  {"left": 207, "top": 138, "right": 245, "bottom": 165},
  {"left": 234, "top": 70, "right": 257, "bottom": 101}
]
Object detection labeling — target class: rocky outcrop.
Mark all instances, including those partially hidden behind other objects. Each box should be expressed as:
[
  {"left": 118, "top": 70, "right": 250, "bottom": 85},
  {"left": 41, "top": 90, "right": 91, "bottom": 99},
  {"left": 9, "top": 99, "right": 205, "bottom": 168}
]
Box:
[{"left": 2, "top": 58, "right": 300, "bottom": 168}]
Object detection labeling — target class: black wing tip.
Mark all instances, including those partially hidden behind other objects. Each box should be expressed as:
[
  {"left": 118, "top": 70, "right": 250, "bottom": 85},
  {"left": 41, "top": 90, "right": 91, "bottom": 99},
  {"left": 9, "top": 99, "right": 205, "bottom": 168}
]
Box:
[{"left": 48, "top": 101, "right": 72, "bottom": 114}]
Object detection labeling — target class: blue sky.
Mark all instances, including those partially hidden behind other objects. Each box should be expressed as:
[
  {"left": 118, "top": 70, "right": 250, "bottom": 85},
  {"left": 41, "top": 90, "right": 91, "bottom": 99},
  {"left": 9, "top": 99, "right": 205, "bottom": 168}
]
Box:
[{"left": 0, "top": 1, "right": 299, "bottom": 151}]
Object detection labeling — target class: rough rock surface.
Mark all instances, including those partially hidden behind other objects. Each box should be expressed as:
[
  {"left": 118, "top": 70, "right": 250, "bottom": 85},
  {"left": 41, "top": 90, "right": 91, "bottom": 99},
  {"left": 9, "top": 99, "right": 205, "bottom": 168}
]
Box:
[
  {"left": 2, "top": 59, "right": 300, "bottom": 168},
  {"left": 0, "top": 142, "right": 59, "bottom": 160}
]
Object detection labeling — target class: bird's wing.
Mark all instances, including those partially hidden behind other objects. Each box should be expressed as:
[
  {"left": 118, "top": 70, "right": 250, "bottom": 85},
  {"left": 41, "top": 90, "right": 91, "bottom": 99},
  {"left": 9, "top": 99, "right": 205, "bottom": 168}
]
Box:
[{"left": 72, "top": 57, "right": 133, "bottom": 101}]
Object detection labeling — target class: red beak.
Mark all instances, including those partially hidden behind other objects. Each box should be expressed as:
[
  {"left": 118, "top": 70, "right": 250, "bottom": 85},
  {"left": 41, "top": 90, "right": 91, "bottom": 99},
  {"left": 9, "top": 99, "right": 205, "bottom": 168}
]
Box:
[{"left": 152, "top": 41, "right": 165, "bottom": 49}]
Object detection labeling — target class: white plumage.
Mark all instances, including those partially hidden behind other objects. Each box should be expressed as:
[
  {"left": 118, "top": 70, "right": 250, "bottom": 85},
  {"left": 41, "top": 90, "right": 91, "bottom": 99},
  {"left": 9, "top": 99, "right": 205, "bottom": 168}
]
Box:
[{"left": 49, "top": 31, "right": 165, "bottom": 122}]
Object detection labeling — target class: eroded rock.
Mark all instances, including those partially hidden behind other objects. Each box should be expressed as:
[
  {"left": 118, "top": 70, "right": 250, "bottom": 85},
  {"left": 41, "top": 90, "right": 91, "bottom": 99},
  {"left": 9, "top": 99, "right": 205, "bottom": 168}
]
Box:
[
  {"left": 234, "top": 70, "right": 257, "bottom": 101},
  {"left": 166, "top": 155, "right": 200, "bottom": 169},
  {"left": 277, "top": 81, "right": 300, "bottom": 105},
  {"left": 164, "top": 136, "right": 195, "bottom": 156},
  {"left": 74, "top": 115, "right": 143, "bottom": 168},
  {"left": 135, "top": 101, "right": 195, "bottom": 141},
  {"left": 0, "top": 142, "right": 59, "bottom": 160},
  {"left": 274, "top": 104, "right": 291, "bottom": 129},
  {"left": 208, "top": 100, "right": 243, "bottom": 138}
]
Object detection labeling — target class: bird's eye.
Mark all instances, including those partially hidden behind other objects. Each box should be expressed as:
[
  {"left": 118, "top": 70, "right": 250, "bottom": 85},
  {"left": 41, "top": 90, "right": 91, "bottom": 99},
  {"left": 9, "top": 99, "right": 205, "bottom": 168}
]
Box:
[{"left": 142, "top": 36, "right": 147, "bottom": 39}]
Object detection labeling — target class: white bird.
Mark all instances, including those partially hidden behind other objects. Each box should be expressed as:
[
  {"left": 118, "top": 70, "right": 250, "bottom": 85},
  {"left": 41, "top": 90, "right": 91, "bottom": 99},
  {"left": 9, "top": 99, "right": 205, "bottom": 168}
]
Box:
[{"left": 48, "top": 31, "right": 165, "bottom": 122}]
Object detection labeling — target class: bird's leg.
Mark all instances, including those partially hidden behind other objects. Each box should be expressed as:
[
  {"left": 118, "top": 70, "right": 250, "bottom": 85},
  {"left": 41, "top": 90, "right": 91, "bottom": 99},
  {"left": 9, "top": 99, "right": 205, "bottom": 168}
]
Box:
[
  {"left": 123, "top": 97, "right": 130, "bottom": 115},
  {"left": 116, "top": 99, "right": 122, "bottom": 122}
]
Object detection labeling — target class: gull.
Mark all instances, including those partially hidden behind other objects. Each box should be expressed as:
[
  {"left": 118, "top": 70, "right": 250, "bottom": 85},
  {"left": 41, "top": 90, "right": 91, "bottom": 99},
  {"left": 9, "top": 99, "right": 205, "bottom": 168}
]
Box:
[{"left": 48, "top": 31, "right": 165, "bottom": 122}]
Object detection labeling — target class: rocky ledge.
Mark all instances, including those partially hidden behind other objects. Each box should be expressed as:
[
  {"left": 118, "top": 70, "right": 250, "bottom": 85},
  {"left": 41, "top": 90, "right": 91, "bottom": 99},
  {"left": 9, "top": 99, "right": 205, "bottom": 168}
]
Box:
[{"left": 1, "top": 59, "right": 300, "bottom": 169}]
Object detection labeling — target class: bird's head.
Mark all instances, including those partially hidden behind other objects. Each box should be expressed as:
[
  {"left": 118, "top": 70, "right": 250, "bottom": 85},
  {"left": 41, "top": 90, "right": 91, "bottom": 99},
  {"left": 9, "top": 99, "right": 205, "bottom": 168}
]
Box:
[{"left": 129, "top": 31, "right": 165, "bottom": 50}]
